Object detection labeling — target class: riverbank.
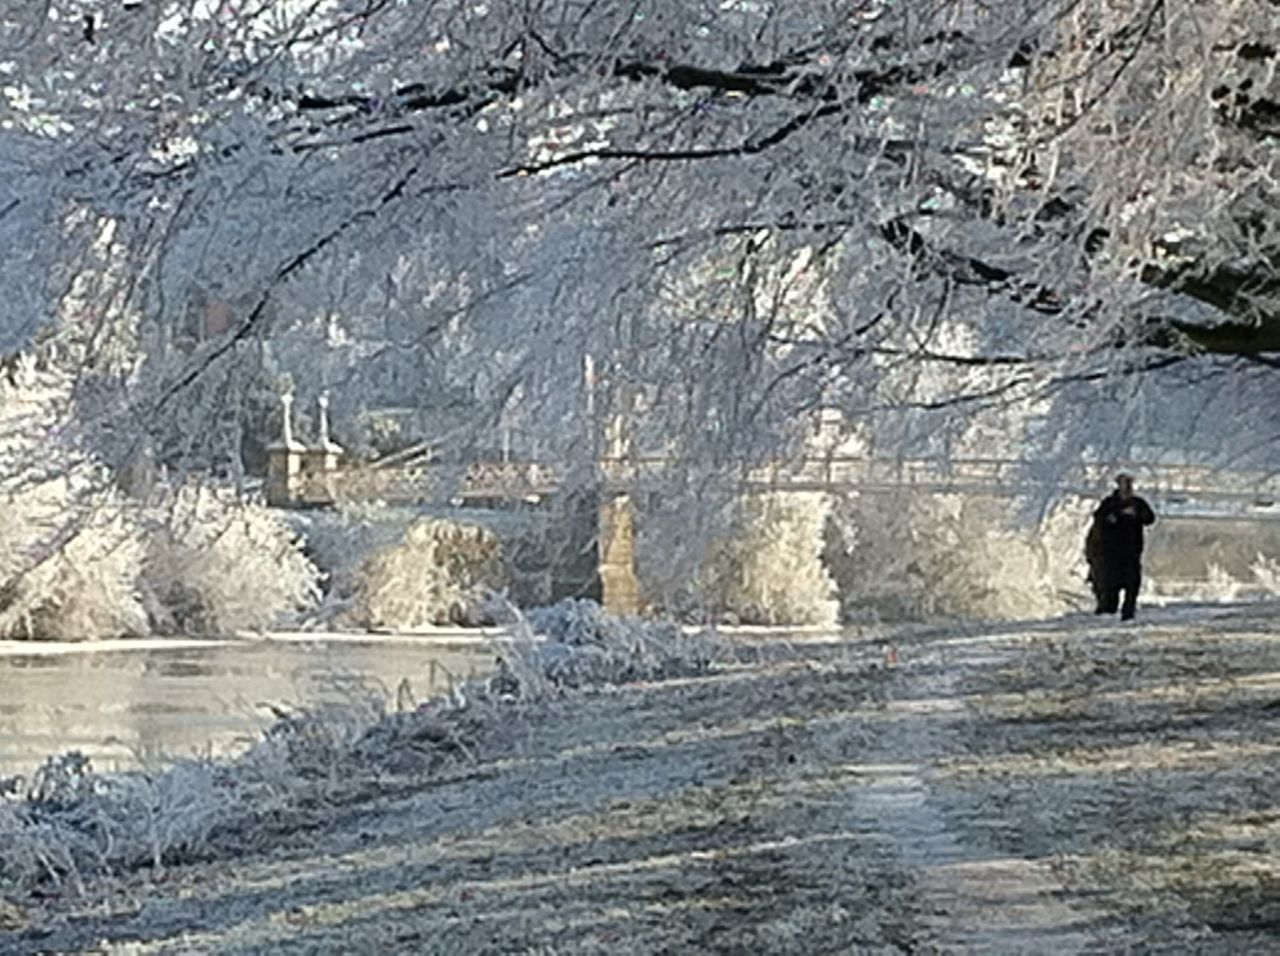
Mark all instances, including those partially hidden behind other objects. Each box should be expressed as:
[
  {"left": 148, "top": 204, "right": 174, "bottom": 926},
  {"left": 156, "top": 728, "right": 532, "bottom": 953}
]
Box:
[
  {"left": 0, "top": 621, "right": 869, "bottom": 779},
  {"left": 4, "top": 603, "right": 1280, "bottom": 952},
  {"left": 0, "top": 631, "right": 509, "bottom": 778}
]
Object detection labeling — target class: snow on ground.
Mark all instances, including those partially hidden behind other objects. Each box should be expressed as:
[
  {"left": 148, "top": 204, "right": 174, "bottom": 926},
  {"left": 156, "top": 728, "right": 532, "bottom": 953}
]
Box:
[{"left": 4, "top": 602, "right": 1280, "bottom": 953}]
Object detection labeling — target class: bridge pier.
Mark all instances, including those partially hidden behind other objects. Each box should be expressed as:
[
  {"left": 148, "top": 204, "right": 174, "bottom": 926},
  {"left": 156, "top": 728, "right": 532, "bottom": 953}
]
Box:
[{"left": 597, "top": 491, "right": 640, "bottom": 615}]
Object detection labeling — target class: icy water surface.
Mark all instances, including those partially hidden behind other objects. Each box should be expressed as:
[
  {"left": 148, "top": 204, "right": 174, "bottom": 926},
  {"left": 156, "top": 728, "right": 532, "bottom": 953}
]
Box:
[{"left": 0, "top": 634, "right": 500, "bottom": 777}]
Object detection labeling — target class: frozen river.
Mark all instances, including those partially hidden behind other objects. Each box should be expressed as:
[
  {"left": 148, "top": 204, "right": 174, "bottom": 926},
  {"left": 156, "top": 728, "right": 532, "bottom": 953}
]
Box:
[{"left": 0, "top": 633, "right": 501, "bottom": 778}]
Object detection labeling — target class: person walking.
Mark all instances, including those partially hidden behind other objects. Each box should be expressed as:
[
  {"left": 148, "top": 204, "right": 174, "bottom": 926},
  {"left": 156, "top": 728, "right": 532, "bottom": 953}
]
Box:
[{"left": 1089, "top": 473, "right": 1156, "bottom": 620}]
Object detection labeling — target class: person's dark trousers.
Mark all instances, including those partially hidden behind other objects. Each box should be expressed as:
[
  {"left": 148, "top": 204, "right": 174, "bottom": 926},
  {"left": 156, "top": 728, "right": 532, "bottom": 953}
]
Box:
[
  {"left": 1097, "top": 558, "right": 1142, "bottom": 619},
  {"left": 1091, "top": 575, "right": 1109, "bottom": 614},
  {"left": 1090, "top": 568, "right": 1111, "bottom": 614},
  {"left": 1097, "top": 582, "right": 1119, "bottom": 615},
  {"left": 1118, "top": 558, "right": 1142, "bottom": 620}
]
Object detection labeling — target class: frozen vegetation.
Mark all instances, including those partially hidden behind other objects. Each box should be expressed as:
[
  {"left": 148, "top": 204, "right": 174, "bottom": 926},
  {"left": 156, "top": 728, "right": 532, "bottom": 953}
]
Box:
[
  {"left": 0, "top": 358, "right": 319, "bottom": 638},
  {"left": 6, "top": 603, "right": 1280, "bottom": 951},
  {"left": 0, "top": 601, "right": 721, "bottom": 897}
]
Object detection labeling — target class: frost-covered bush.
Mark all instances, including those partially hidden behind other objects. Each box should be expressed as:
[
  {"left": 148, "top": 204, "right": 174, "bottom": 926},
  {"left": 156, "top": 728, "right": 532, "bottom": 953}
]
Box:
[
  {"left": 0, "top": 491, "right": 149, "bottom": 640},
  {"left": 825, "top": 492, "right": 1088, "bottom": 622},
  {"left": 0, "top": 700, "right": 391, "bottom": 895},
  {"left": 507, "top": 599, "right": 719, "bottom": 690},
  {"left": 1153, "top": 553, "right": 1280, "bottom": 604},
  {"left": 141, "top": 485, "right": 321, "bottom": 634},
  {"left": 0, "top": 352, "right": 317, "bottom": 640},
  {"left": 273, "top": 501, "right": 410, "bottom": 625},
  {"left": 0, "top": 750, "right": 231, "bottom": 893},
  {"left": 1251, "top": 554, "right": 1280, "bottom": 595},
  {"left": 706, "top": 492, "right": 839, "bottom": 626},
  {"left": 240, "top": 702, "right": 383, "bottom": 787},
  {"left": 1144, "top": 518, "right": 1280, "bottom": 603},
  {"left": 0, "top": 357, "right": 148, "bottom": 639},
  {"left": 638, "top": 491, "right": 838, "bottom": 626},
  {"left": 633, "top": 488, "right": 734, "bottom": 620},
  {"left": 1205, "top": 563, "right": 1245, "bottom": 602},
  {"left": 300, "top": 503, "right": 560, "bottom": 626},
  {"left": 346, "top": 517, "right": 505, "bottom": 629}
]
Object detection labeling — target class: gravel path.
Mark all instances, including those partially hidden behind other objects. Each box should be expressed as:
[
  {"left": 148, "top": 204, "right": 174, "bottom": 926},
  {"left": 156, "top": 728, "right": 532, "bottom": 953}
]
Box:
[{"left": 6, "top": 604, "right": 1280, "bottom": 954}]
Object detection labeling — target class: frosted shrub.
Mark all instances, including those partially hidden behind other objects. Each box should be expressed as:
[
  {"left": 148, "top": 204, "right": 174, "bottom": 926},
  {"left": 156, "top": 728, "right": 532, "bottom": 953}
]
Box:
[
  {"left": 1181, "top": 553, "right": 1280, "bottom": 601},
  {"left": 241, "top": 703, "right": 381, "bottom": 788},
  {"left": 706, "top": 492, "right": 838, "bottom": 626},
  {"left": 0, "top": 491, "right": 148, "bottom": 640},
  {"left": 634, "top": 489, "right": 734, "bottom": 621},
  {"left": 347, "top": 517, "right": 505, "bottom": 629},
  {"left": 0, "top": 357, "right": 148, "bottom": 639},
  {"left": 113, "top": 761, "right": 233, "bottom": 869},
  {"left": 0, "top": 709, "right": 384, "bottom": 895},
  {"left": 142, "top": 485, "right": 321, "bottom": 635},
  {"left": 826, "top": 492, "right": 1087, "bottom": 622},
  {"left": 490, "top": 599, "right": 721, "bottom": 701},
  {"left": 0, "top": 752, "right": 238, "bottom": 892},
  {"left": 638, "top": 491, "right": 838, "bottom": 626},
  {"left": 826, "top": 492, "right": 977, "bottom": 620},
  {"left": 1195, "top": 562, "right": 1244, "bottom": 602},
  {"left": 530, "top": 598, "right": 717, "bottom": 679},
  {"left": 1250, "top": 554, "right": 1280, "bottom": 597},
  {"left": 278, "top": 501, "right": 410, "bottom": 624},
  {"left": 1145, "top": 520, "right": 1280, "bottom": 602}
]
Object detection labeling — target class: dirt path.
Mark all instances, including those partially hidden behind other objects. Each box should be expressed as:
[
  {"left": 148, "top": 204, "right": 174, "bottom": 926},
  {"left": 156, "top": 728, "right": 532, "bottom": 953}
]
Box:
[{"left": 7, "top": 605, "right": 1280, "bottom": 953}]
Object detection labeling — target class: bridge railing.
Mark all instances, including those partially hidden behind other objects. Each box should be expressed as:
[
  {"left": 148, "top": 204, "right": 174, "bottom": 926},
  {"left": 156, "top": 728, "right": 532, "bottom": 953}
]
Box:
[
  {"left": 285, "top": 454, "right": 1280, "bottom": 508},
  {"left": 294, "top": 459, "right": 561, "bottom": 505}
]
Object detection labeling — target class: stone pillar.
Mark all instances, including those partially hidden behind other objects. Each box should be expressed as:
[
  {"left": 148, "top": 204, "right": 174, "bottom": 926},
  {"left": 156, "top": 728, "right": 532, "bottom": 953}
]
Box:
[
  {"left": 592, "top": 365, "right": 639, "bottom": 614},
  {"left": 299, "top": 391, "right": 344, "bottom": 505},
  {"left": 598, "top": 491, "right": 640, "bottom": 615},
  {"left": 265, "top": 391, "right": 306, "bottom": 506},
  {"left": 317, "top": 391, "right": 336, "bottom": 453}
]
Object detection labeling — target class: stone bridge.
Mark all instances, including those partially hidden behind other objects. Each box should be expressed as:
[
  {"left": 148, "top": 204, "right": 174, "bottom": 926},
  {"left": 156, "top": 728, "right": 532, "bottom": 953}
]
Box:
[{"left": 263, "top": 395, "right": 1280, "bottom": 613}]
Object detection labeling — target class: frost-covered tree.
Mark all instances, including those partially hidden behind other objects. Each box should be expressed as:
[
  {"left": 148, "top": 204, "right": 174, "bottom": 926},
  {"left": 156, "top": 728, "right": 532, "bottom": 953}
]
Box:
[{"left": 1, "top": 1, "right": 1276, "bottom": 494}]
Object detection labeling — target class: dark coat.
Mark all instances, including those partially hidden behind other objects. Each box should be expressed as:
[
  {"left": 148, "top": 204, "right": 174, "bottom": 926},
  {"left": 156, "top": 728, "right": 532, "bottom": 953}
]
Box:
[
  {"left": 1091, "top": 492, "right": 1156, "bottom": 565},
  {"left": 1085, "top": 519, "right": 1104, "bottom": 581}
]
